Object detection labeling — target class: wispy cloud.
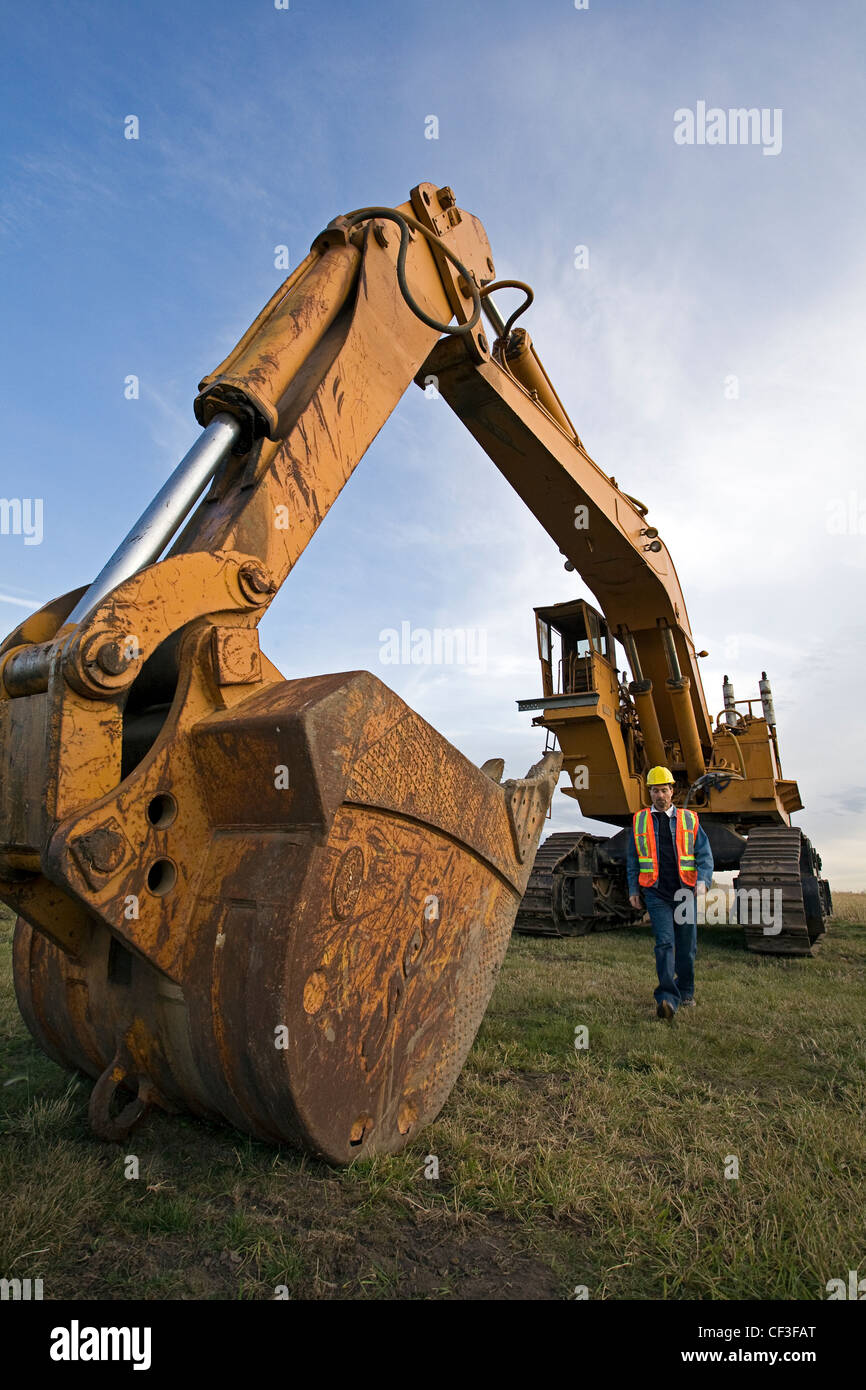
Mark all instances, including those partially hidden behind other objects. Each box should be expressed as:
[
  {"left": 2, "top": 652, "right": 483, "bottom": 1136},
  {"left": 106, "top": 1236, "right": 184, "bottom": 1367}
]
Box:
[{"left": 0, "top": 593, "right": 40, "bottom": 610}]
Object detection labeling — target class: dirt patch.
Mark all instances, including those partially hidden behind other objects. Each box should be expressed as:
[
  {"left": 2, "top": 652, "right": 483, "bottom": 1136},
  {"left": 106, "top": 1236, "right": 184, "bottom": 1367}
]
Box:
[
  {"left": 61, "top": 1202, "right": 566, "bottom": 1300},
  {"left": 350, "top": 1212, "right": 563, "bottom": 1299}
]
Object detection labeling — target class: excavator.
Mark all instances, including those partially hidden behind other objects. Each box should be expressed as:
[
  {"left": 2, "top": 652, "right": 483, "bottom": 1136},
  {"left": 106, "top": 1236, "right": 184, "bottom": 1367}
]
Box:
[{"left": 0, "top": 182, "right": 830, "bottom": 1165}]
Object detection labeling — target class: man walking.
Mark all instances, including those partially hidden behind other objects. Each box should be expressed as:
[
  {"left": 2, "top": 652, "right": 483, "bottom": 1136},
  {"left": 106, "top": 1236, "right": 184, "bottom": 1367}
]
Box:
[{"left": 627, "top": 766, "right": 714, "bottom": 1019}]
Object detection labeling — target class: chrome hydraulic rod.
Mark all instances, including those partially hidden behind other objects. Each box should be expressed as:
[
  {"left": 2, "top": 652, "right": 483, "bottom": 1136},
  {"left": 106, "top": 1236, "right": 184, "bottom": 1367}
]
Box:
[
  {"left": 659, "top": 623, "right": 683, "bottom": 681},
  {"left": 2, "top": 412, "right": 242, "bottom": 698},
  {"left": 481, "top": 293, "right": 507, "bottom": 338},
  {"left": 65, "top": 412, "right": 242, "bottom": 627}
]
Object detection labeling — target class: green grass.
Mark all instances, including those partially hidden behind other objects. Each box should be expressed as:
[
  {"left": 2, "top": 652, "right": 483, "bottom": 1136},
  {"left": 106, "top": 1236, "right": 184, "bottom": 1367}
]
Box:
[{"left": 1, "top": 900, "right": 864, "bottom": 1300}]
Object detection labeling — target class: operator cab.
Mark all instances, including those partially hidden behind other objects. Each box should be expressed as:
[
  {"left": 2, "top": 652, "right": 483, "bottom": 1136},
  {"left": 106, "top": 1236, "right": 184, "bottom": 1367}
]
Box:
[{"left": 533, "top": 599, "right": 615, "bottom": 700}]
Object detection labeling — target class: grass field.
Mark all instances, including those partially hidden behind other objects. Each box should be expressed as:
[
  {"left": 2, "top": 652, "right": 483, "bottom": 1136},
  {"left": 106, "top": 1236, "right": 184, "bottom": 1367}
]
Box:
[{"left": 1, "top": 896, "right": 864, "bottom": 1301}]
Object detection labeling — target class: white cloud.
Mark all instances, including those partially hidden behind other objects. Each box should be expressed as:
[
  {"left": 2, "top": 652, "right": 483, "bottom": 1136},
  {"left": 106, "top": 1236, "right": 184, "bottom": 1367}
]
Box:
[{"left": 0, "top": 593, "right": 40, "bottom": 610}]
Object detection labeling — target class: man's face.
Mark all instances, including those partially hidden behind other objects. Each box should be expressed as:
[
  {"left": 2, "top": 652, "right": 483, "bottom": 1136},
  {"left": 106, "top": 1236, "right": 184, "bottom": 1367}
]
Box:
[{"left": 650, "top": 783, "right": 674, "bottom": 811}]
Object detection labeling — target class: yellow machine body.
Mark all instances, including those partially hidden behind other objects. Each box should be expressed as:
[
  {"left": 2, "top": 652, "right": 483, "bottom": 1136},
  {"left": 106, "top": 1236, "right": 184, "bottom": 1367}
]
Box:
[{"left": 0, "top": 181, "right": 828, "bottom": 1160}]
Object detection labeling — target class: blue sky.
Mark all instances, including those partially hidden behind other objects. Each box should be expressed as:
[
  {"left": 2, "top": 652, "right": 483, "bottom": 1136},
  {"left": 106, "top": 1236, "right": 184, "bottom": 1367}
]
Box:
[{"left": 2, "top": 0, "right": 864, "bottom": 886}]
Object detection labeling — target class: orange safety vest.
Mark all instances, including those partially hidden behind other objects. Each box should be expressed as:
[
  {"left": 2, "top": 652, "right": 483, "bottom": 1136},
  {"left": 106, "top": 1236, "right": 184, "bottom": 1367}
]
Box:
[{"left": 633, "top": 807, "right": 699, "bottom": 888}]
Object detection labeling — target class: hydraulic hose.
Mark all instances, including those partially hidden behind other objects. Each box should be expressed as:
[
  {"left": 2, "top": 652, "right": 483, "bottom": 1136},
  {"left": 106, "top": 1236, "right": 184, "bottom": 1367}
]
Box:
[{"left": 340, "top": 206, "right": 482, "bottom": 336}]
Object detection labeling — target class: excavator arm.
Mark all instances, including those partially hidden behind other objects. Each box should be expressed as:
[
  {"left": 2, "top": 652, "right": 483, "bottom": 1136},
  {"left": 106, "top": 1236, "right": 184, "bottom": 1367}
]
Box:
[{"left": 423, "top": 327, "right": 714, "bottom": 810}]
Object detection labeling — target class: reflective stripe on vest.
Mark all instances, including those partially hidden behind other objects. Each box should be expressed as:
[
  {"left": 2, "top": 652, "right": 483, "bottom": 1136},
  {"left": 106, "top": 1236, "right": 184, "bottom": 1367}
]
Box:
[
  {"left": 633, "top": 807, "right": 699, "bottom": 888},
  {"left": 676, "top": 808, "right": 698, "bottom": 886},
  {"left": 633, "top": 808, "right": 658, "bottom": 885}
]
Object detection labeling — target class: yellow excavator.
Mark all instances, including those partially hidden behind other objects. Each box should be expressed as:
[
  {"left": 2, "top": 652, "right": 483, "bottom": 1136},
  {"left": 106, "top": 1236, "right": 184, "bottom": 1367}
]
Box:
[{"left": 0, "top": 183, "right": 829, "bottom": 1164}]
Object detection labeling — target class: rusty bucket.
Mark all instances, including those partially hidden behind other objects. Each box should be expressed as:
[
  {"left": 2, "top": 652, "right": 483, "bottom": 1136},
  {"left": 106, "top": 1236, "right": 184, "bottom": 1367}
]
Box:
[{"left": 11, "top": 655, "right": 558, "bottom": 1163}]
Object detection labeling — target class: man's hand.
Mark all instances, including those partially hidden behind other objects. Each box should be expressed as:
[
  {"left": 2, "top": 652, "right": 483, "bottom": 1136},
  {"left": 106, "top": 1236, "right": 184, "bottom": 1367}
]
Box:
[
  {"left": 696, "top": 881, "right": 707, "bottom": 897},
  {"left": 629, "top": 894, "right": 642, "bottom": 910}
]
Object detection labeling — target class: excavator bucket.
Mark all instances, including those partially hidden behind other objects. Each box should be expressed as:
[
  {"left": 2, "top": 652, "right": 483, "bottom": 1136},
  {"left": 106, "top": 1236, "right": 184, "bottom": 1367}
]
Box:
[
  {"left": 6, "top": 632, "right": 559, "bottom": 1162},
  {"left": 0, "top": 183, "right": 565, "bottom": 1161}
]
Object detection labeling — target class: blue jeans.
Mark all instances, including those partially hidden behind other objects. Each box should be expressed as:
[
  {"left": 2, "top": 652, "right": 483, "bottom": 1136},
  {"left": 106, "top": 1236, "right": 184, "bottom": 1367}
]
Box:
[{"left": 644, "top": 888, "right": 697, "bottom": 1011}]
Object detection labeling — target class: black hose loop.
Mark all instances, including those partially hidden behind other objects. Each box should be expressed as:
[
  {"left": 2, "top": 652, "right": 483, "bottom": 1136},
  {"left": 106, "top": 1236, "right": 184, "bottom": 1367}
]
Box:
[{"left": 340, "top": 207, "right": 482, "bottom": 336}]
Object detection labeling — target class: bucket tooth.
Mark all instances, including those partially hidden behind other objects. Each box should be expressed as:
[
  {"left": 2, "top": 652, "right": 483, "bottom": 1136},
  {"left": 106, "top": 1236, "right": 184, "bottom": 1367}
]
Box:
[
  {"left": 480, "top": 757, "right": 505, "bottom": 784},
  {"left": 505, "top": 752, "right": 560, "bottom": 864}
]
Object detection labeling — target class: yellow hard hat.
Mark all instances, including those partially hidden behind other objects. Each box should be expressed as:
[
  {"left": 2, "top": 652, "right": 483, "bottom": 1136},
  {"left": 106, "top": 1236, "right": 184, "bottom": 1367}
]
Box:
[{"left": 647, "top": 766, "right": 675, "bottom": 786}]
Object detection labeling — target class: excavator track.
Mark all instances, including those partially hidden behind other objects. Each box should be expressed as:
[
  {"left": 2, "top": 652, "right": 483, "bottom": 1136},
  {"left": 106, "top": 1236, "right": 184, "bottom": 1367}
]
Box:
[
  {"left": 734, "top": 826, "right": 830, "bottom": 957},
  {"left": 515, "top": 833, "right": 587, "bottom": 937},
  {"left": 515, "top": 831, "right": 637, "bottom": 937}
]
